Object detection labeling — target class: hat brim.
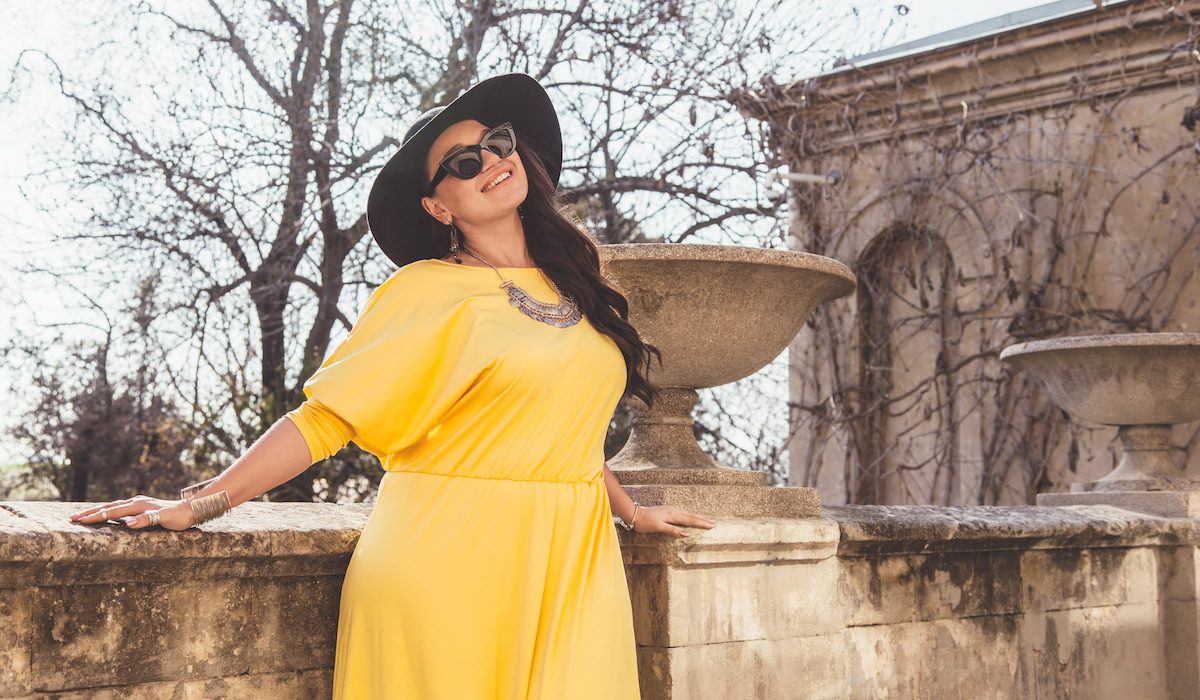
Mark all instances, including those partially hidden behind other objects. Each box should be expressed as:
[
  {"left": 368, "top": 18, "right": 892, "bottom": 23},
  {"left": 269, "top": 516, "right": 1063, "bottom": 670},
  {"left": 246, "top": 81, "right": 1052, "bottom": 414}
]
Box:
[{"left": 367, "top": 74, "right": 563, "bottom": 268}]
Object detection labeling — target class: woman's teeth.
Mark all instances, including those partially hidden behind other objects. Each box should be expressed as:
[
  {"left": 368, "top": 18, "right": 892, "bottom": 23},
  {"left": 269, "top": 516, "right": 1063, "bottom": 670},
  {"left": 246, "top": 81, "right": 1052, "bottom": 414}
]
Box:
[{"left": 483, "top": 172, "right": 511, "bottom": 191}]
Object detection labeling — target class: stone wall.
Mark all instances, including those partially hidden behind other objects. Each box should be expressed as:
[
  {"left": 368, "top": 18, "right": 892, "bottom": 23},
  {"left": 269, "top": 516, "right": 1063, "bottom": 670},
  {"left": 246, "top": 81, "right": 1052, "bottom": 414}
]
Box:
[
  {"left": 1, "top": 501, "right": 369, "bottom": 699},
  {"left": 625, "top": 503, "right": 1200, "bottom": 699},
  {"left": 4, "top": 501, "right": 1199, "bottom": 699}
]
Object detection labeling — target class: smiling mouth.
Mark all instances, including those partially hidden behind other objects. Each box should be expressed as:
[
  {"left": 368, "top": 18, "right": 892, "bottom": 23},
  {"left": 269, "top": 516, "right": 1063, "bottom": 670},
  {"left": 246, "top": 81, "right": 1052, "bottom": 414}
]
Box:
[{"left": 481, "top": 171, "right": 512, "bottom": 192}]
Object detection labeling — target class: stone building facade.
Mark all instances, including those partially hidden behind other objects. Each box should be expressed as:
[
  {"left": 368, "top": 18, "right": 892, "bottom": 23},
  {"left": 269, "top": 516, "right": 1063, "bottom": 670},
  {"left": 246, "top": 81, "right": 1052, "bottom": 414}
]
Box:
[{"left": 743, "top": 0, "right": 1200, "bottom": 506}]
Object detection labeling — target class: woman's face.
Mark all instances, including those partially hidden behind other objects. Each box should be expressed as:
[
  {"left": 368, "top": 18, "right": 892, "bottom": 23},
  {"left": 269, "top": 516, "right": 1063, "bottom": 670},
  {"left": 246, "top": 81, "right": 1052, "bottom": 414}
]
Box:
[{"left": 420, "top": 119, "right": 529, "bottom": 228}]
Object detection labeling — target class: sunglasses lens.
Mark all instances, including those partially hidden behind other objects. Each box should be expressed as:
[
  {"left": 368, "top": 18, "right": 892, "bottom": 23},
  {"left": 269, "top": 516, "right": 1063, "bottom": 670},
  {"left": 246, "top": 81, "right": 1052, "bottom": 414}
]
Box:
[
  {"left": 433, "top": 124, "right": 516, "bottom": 185},
  {"left": 446, "top": 152, "right": 483, "bottom": 179},
  {"left": 484, "top": 127, "right": 515, "bottom": 157}
]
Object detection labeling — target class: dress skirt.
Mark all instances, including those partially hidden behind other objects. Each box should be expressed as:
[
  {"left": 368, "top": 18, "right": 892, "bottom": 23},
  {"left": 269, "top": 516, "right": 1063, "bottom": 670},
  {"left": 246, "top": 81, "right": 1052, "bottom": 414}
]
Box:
[{"left": 331, "top": 470, "right": 640, "bottom": 699}]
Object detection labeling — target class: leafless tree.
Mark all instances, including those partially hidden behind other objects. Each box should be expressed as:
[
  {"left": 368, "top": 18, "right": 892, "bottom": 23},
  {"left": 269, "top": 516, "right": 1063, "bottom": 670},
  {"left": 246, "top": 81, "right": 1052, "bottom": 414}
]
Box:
[
  {"left": 8, "top": 0, "right": 904, "bottom": 499},
  {"left": 3, "top": 277, "right": 198, "bottom": 501}
]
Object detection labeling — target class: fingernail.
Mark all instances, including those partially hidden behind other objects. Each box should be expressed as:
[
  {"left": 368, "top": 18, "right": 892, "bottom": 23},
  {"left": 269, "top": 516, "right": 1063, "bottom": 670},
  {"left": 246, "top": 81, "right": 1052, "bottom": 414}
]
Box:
[{"left": 122, "top": 517, "right": 137, "bottom": 526}]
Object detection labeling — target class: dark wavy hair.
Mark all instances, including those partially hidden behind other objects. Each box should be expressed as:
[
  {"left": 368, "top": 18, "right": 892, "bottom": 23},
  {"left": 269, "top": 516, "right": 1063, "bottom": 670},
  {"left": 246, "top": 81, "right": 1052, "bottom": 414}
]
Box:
[{"left": 423, "top": 134, "right": 659, "bottom": 406}]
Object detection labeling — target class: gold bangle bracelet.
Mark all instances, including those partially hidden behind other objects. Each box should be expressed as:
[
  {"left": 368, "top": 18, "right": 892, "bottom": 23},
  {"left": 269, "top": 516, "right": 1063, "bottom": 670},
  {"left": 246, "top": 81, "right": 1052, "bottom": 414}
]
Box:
[
  {"left": 189, "top": 490, "right": 231, "bottom": 525},
  {"left": 181, "top": 477, "right": 218, "bottom": 501}
]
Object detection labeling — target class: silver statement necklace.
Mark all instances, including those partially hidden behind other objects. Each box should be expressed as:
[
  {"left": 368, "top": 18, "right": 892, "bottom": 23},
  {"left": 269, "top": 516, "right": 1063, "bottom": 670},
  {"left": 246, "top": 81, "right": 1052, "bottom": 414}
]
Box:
[{"left": 460, "top": 247, "right": 582, "bottom": 328}]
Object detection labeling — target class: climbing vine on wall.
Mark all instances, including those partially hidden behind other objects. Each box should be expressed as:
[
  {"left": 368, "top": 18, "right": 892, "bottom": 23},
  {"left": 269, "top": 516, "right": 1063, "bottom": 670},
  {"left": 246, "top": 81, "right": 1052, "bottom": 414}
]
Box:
[{"left": 753, "top": 0, "right": 1200, "bottom": 505}]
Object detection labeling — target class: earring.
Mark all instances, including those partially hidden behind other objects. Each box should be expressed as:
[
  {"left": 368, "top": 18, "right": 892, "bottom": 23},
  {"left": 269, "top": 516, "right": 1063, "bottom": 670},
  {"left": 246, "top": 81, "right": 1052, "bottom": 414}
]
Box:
[
  {"left": 449, "top": 224, "right": 462, "bottom": 264},
  {"left": 518, "top": 205, "right": 525, "bottom": 222}
]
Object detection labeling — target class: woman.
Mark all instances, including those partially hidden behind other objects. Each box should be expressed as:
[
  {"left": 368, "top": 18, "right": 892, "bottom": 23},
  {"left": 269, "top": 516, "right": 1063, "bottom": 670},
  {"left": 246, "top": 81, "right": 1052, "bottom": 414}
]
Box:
[{"left": 69, "top": 73, "right": 715, "bottom": 699}]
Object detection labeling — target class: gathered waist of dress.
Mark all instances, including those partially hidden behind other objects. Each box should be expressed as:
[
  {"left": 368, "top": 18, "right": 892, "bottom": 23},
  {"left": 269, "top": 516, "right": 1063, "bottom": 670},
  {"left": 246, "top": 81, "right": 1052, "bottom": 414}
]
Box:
[{"left": 383, "top": 465, "right": 605, "bottom": 486}]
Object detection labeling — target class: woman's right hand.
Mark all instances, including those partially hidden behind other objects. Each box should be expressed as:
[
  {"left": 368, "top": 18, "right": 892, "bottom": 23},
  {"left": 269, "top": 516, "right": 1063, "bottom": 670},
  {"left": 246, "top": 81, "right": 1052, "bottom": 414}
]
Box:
[
  {"left": 66, "top": 416, "right": 316, "bottom": 532},
  {"left": 69, "top": 496, "right": 196, "bottom": 531}
]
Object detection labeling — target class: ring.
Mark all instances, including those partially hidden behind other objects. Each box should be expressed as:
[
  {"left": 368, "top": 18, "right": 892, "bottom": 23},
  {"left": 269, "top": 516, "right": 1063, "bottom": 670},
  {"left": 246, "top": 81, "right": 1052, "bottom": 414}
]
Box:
[
  {"left": 147, "top": 510, "right": 160, "bottom": 527},
  {"left": 99, "top": 509, "right": 108, "bottom": 521}
]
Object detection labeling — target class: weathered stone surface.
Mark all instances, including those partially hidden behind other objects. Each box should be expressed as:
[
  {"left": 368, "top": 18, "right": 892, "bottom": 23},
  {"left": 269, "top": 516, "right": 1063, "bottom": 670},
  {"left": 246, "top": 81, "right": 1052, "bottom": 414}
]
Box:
[
  {"left": 613, "top": 466, "right": 767, "bottom": 486},
  {"left": 0, "top": 506, "right": 50, "bottom": 563},
  {"left": 825, "top": 503, "right": 1200, "bottom": 553},
  {"left": 763, "top": 558, "right": 842, "bottom": 640},
  {"left": 0, "top": 588, "right": 31, "bottom": 697},
  {"left": 1024, "top": 604, "right": 1166, "bottom": 698},
  {"left": 644, "top": 617, "right": 1026, "bottom": 700},
  {"left": 1022, "top": 546, "right": 1157, "bottom": 612},
  {"left": 5, "top": 501, "right": 368, "bottom": 559},
  {"left": 914, "top": 550, "right": 1024, "bottom": 621},
  {"left": 4, "top": 501, "right": 1198, "bottom": 700},
  {"left": 840, "top": 617, "right": 1026, "bottom": 699},
  {"left": 839, "top": 554, "right": 917, "bottom": 627},
  {"left": 1159, "top": 546, "right": 1200, "bottom": 603},
  {"left": 597, "top": 244, "right": 855, "bottom": 389},
  {"left": 651, "top": 558, "right": 841, "bottom": 648},
  {"left": 29, "top": 669, "right": 332, "bottom": 699},
  {"left": 1000, "top": 334, "right": 1200, "bottom": 426},
  {"left": 30, "top": 580, "right": 259, "bottom": 690},
  {"left": 247, "top": 575, "right": 341, "bottom": 674},
  {"left": 0, "top": 502, "right": 369, "bottom": 587},
  {"left": 0, "top": 502, "right": 363, "bottom": 699},
  {"left": 1156, "top": 546, "right": 1200, "bottom": 699},
  {"left": 623, "top": 484, "right": 821, "bottom": 519},
  {"left": 1039, "top": 490, "right": 1200, "bottom": 517},
  {"left": 629, "top": 506, "right": 1193, "bottom": 699},
  {"left": 635, "top": 645, "right": 673, "bottom": 700},
  {"left": 619, "top": 517, "right": 839, "bottom": 567},
  {"left": 624, "top": 518, "right": 840, "bottom": 647},
  {"left": 838, "top": 550, "right": 1025, "bottom": 626}
]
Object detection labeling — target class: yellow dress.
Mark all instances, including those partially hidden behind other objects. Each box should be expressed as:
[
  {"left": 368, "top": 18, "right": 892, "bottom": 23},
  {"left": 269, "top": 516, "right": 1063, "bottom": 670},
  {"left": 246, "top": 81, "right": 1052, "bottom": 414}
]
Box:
[{"left": 286, "top": 259, "right": 640, "bottom": 700}]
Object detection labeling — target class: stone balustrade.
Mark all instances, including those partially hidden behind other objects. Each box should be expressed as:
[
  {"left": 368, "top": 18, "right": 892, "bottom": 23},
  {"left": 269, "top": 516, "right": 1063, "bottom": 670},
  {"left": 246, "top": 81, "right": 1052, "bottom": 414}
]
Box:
[{"left": 3, "top": 500, "right": 1199, "bottom": 699}]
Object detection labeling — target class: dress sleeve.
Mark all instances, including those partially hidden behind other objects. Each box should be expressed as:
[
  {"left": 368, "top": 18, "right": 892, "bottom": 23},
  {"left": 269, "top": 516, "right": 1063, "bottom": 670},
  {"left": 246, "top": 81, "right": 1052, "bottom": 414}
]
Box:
[
  {"left": 298, "top": 266, "right": 479, "bottom": 459},
  {"left": 285, "top": 398, "right": 355, "bottom": 463}
]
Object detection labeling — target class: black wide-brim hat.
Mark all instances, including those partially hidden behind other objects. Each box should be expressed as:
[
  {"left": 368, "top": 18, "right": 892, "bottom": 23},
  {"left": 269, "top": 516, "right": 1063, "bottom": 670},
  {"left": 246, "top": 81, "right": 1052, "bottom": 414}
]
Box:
[{"left": 367, "top": 73, "right": 563, "bottom": 268}]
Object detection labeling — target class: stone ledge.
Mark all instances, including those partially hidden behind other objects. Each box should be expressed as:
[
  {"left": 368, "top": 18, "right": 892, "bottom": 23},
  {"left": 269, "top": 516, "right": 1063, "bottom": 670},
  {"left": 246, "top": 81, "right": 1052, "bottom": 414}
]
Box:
[
  {"left": 620, "top": 517, "right": 839, "bottom": 566},
  {"left": 0, "top": 507, "right": 51, "bottom": 563},
  {"left": 0, "top": 502, "right": 371, "bottom": 587},
  {"left": 622, "top": 485, "right": 820, "bottom": 519},
  {"left": 1038, "top": 490, "right": 1200, "bottom": 518},
  {"left": 824, "top": 504, "right": 1200, "bottom": 554}
]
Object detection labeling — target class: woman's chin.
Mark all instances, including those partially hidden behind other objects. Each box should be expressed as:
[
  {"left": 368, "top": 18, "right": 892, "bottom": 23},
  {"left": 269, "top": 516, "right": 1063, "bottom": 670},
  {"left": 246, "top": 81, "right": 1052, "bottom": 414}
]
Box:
[{"left": 484, "top": 182, "right": 528, "bottom": 212}]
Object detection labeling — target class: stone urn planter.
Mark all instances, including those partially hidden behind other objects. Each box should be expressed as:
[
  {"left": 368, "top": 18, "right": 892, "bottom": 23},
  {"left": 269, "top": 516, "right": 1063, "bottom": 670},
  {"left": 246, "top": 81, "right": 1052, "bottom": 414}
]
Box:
[
  {"left": 1001, "top": 333, "right": 1200, "bottom": 498},
  {"left": 599, "top": 243, "right": 856, "bottom": 518}
]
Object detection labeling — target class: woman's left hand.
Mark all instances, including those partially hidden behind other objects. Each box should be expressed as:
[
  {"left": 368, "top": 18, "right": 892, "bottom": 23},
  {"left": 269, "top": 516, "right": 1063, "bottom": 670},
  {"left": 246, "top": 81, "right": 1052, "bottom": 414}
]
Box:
[{"left": 633, "top": 505, "right": 716, "bottom": 538}]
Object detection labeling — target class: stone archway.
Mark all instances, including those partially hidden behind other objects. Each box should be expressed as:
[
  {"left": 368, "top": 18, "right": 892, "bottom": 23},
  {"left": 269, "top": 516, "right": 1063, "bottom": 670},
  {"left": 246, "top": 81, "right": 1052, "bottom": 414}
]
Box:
[{"left": 853, "top": 225, "right": 961, "bottom": 505}]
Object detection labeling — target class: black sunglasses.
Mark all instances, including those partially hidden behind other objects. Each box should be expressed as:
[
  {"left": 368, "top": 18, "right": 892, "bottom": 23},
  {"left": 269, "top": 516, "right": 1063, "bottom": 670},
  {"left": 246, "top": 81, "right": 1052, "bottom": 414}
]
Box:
[{"left": 426, "top": 122, "right": 517, "bottom": 195}]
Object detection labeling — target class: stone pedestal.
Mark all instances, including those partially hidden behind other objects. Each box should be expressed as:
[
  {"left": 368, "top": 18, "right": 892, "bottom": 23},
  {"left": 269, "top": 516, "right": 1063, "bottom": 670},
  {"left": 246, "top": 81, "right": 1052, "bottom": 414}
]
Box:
[
  {"left": 609, "top": 389, "right": 821, "bottom": 518},
  {"left": 598, "top": 244, "right": 855, "bottom": 522},
  {"left": 613, "top": 469, "right": 821, "bottom": 519},
  {"left": 1002, "top": 334, "right": 1200, "bottom": 513}
]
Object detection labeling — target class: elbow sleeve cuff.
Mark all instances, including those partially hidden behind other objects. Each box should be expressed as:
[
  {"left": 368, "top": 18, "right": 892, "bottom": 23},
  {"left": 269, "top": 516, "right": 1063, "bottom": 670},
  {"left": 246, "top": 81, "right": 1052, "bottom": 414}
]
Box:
[{"left": 286, "top": 400, "right": 355, "bottom": 462}]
